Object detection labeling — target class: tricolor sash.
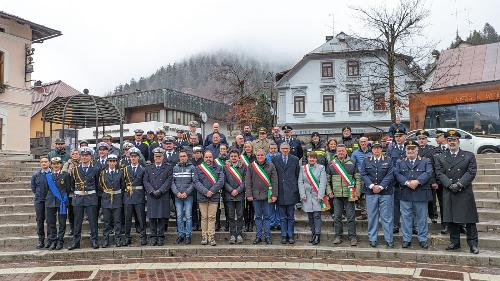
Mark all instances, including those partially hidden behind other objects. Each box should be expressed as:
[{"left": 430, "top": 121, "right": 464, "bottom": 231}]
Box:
[
  {"left": 198, "top": 162, "right": 218, "bottom": 185},
  {"left": 331, "top": 158, "right": 357, "bottom": 200},
  {"left": 240, "top": 154, "right": 250, "bottom": 167},
  {"left": 45, "top": 172, "right": 68, "bottom": 215},
  {"left": 226, "top": 164, "right": 243, "bottom": 185},
  {"left": 251, "top": 161, "right": 272, "bottom": 200},
  {"left": 303, "top": 164, "right": 330, "bottom": 211},
  {"left": 214, "top": 158, "right": 225, "bottom": 167}
]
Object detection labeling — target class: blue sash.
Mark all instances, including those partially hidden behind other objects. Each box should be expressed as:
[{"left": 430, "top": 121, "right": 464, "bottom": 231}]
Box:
[{"left": 45, "top": 172, "right": 68, "bottom": 215}]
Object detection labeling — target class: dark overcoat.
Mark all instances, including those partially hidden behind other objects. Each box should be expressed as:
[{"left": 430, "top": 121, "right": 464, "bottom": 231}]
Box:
[{"left": 144, "top": 164, "right": 173, "bottom": 219}]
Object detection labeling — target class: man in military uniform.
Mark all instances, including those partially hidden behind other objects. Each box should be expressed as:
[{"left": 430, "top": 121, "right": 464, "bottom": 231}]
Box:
[
  {"left": 94, "top": 142, "right": 109, "bottom": 218},
  {"left": 340, "top": 127, "right": 358, "bottom": 156},
  {"left": 433, "top": 129, "right": 450, "bottom": 234},
  {"left": 395, "top": 140, "right": 433, "bottom": 249},
  {"left": 360, "top": 141, "right": 395, "bottom": 248},
  {"left": 79, "top": 140, "right": 89, "bottom": 148},
  {"left": 144, "top": 147, "right": 173, "bottom": 246},
  {"left": 188, "top": 120, "right": 203, "bottom": 146},
  {"left": 162, "top": 136, "right": 179, "bottom": 165},
  {"left": 98, "top": 154, "right": 124, "bottom": 248},
  {"left": 148, "top": 128, "right": 165, "bottom": 162},
  {"left": 69, "top": 147, "right": 100, "bottom": 250},
  {"left": 281, "top": 125, "right": 303, "bottom": 160},
  {"left": 416, "top": 130, "right": 438, "bottom": 224},
  {"left": 251, "top": 127, "right": 271, "bottom": 154},
  {"left": 45, "top": 157, "right": 71, "bottom": 250},
  {"left": 303, "top": 132, "right": 326, "bottom": 166},
  {"left": 48, "top": 139, "right": 70, "bottom": 163},
  {"left": 387, "top": 128, "right": 406, "bottom": 234},
  {"left": 435, "top": 130, "right": 479, "bottom": 254},
  {"left": 133, "top": 129, "right": 150, "bottom": 162},
  {"left": 175, "top": 129, "right": 188, "bottom": 149},
  {"left": 122, "top": 147, "right": 147, "bottom": 246}
]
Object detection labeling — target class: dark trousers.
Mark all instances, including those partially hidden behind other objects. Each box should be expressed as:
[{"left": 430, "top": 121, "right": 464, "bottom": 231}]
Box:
[
  {"left": 73, "top": 205, "right": 98, "bottom": 244},
  {"left": 46, "top": 207, "right": 66, "bottom": 244},
  {"left": 436, "top": 187, "right": 446, "bottom": 227},
  {"left": 226, "top": 200, "right": 244, "bottom": 237},
  {"left": 124, "top": 204, "right": 146, "bottom": 239},
  {"left": 216, "top": 198, "right": 229, "bottom": 229},
  {"left": 328, "top": 197, "right": 335, "bottom": 217},
  {"left": 394, "top": 187, "right": 401, "bottom": 228},
  {"left": 34, "top": 201, "right": 46, "bottom": 241},
  {"left": 307, "top": 211, "right": 322, "bottom": 235},
  {"left": 97, "top": 195, "right": 102, "bottom": 217},
  {"left": 149, "top": 218, "right": 166, "bottom": 241},
  {"left": 244, "top": 199, "right": 255, "bottom": 227},
  {"left": 428, "top": 189, "right": 438, "bottom": 220},
  {"left": 192, "top": 192, "right": 200, "bottom": 229},
  {"left": 103, "top": 207, "right": 122, "bottom": 242},
  {"left": 68, "top": 197, "right": 74, "bottom": 232},
  {"left": 278, "top": 204, "right": 295, "bottom": 239},
  {"left": 449, "top": 222, "right": 478, "bottom": 247},
  {"left": 333, "top": 197, "right": 356, "bottom": 239}
]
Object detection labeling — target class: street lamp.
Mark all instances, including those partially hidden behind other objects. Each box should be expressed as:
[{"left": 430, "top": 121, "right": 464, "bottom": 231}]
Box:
[{"left": 263, "top": 72, "right": 277, "bottom": 127}]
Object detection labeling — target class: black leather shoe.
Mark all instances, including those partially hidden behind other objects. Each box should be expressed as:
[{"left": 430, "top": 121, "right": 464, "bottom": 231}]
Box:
[
  {"left": 369, "top": 241, "right": 377, "bottom": 248},
  {"left": 48, "top": 242, "right": 56, "bottom": 251},
  {"left": 308, "top": 235, "right": 315, "bottom": 243},
  {"left": 150, "top": 238, "right": 158, "bottom": 246},
  {"left": 311, "top": 235, "right": 320, "bottom": 245},
  {"left": 157, "top": 239, "right": 165, "bottom": 246},
  {"left": 288, "top": 238, "right": 295, "bottom": 244},
  {"left": 393, "top": 227, "right": 399, "bottom": 234},
  {"left": 445, "top": 243, "right": 461, "bottom": 251},
  {"left": 431, "top": 219, "right": 438, "bottom": 224},
  {"left": 124, "top": 238, "right": 132, "bottom": 246},
  {"left": 253, "top": 238, "right": 262, "bottom": 245},
  {"left": 386, "top": 242, "right": 394, "bottom": 248},
  {"left": 102, "top": 239, "right": 109, "bottom": 248},
  {"left": 68, "top": 242, "right": 80, "bottom": 250},
  {"left": 185, "top": 237, "right": 192, "bottom": 245},
  {"left": 470, "top": 245, "right": 479, "bottom": 254},
  {"left": 36, "top": 240, "right": 44, "bottom": 249},
  {"left": 92, "top": 240, "right": 99, "bottom": 249},
  {"left": 440, "top": 226, "right": 449, "bottom": 235},
  {"left": 281, "top": 237, "right": 287, "bottom": 244},
  {"left": 140, "top": 237, "right": 148, "bottom": 246},
  {"left": 56, "top": 241, "right": 64, "bottom": 250},
  {"left": 115, "top": 240, "right": 122, "bottom": 247},
  {"left": 419, "top": 241, "right": 429, "bottom": 249},
  {"left": 68, "top": 229, "right": 74, "bottom": 236},
  {"left": 265, "top": 237, "right": 272, "bottom": 245},
  {"left": 176, "top": 236, "right": 185, "bottom": 244},
  {"left": 402, "top": 241, "right": 411, "bottom": 248}
]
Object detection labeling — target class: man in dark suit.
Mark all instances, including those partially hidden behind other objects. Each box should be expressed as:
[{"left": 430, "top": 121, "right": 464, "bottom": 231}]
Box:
[
  {"left": 144, "top": 147, "right": 173, "bottom": 246},
  {"left": 69, "top": 147, "right": 100, "bottom": 250},
  {"left": 416, "top": 130, "right": 438, "bottom": 224},
  {"left": 434, "top": 130, "right": 479, "bottom": 254},
  {"left": 122, "top": 147, "right": 147, "bottom": 246},
  {"left": 395, "top": 140, "right": 433, "bottom": 249},
  {"left": 162, "top": 136, "right": 180, "bottom": 165},
  {"left": 433, "top": 129, "right": 450, "bottom": 234},
  {"left": 133, "top": 129, "right": 149, "bottom": 162},
  {"left": 387, "top": 128, "right": 406, "bottom": 234},
  {"left": 272, "top": 142, "right": 300, "bottom": 244}
]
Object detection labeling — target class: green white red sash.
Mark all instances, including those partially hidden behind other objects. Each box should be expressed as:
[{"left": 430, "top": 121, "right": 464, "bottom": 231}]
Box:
[
  {"left": 251, "top": 161, "right": 272, "bottom": 200},
  {"left": 331, "top": 158, "right": 357, "bottom": 200},
  {"left": 214, "top": 158, "right": 224, "bottom": 167},
  {"left": 240, "top": 154, "right": 250, "bottom": 167},
  {"left": 226, "top": 164, "right": 242, "bottom": 185},
  {"left": 304, "top": 164, "right": 329, "bottom": 210},
  {"left": 198, "top": 162, "right": 218, "bottom": 185}
]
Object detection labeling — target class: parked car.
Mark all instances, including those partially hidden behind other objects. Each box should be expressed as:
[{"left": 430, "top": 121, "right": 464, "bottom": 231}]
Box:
[{"left": 407, "top": 128, "right": 500, "bottom": 154}]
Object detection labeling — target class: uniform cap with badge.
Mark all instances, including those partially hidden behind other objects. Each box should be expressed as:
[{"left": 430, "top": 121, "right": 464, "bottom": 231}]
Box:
[
  {"left": 371, "top": 141, "right": 382, "bottom": 148},
  {"left": 258, "top": 127, "right": 267, "bottom": 134},
  {"left": 146, "top": 130, "right": 155, "bottom": 134},
  {"left": 416, "top": 129, "right": 429, "bottom": 138},
  {"left": 134, "top": 129, "right": 144, "bottom": 135},
  {"left": 96, "top": 142, "right": 110, "bottom": 150},
  {"left": 128, "top": 147, "right": 141, "bottom": 156},
  {"left": 163, "top": 136, "right": 175, "bottom": 144},
  {"left": 404, "top": 140, "right": 418, "bottom": 148},
  {"left": 435, "top": 129, "right": 446, "bottom": 137},
  {"left": 156, "top": 127, "right": 166, "bottom": 134},
  {"left": 79, "top": 140, "right": 89, "bottom": 146},
  {"left": 446, "top": 129, "right": 461, "bottom": 140},
  {"left": 193, "top": 146, "right": 203, "bottom": 153},
  {"left": 281, "top": 125, "right": 293, "bottom": 132},
  {"left": 394, "top": 128, "right": 406, "bottom": 136},
  {"left": 152, "top": 147, "right": 165, "bottom": 154},
  {"left": 107, "top": 154, "right": 118, "bottom": 161},
  {"left": 50, "top": 157, "right": 63, "bottom": 164},
  {"left": 79, "top": 147, "right": 94, "bottom": 155},
  {"left": 54, "top": 138, "right": 65, "bottom": 144},
  {"left": 189, "top": 120, "right": 199, "bottom": 128},
  {"left": 123, "top": 142, "right": 134, "bottom": 149}
]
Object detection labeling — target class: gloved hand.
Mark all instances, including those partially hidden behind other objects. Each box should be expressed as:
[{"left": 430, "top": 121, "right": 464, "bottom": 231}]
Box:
[
  {"left": 153, "top": 190, "right": 162, "bottom": 198},
  {"left": 449, "top": 183, "right": 460, "bottom": 193}
]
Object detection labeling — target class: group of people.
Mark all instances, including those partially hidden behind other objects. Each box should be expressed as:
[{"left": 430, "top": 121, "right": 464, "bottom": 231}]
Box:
[{"left": 32, "top": 120, "right": 480, "bottom": 254}]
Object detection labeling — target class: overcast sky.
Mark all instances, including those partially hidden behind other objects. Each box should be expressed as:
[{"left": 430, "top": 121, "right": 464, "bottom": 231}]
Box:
[{"left": 4, "top": 0, "right": 500, "bottom": 95}]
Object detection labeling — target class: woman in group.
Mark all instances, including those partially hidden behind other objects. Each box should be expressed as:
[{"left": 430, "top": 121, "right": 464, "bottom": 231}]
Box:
[
  {"left": 298, "top": 152, "right": 327, "bottom": 245},
  {"left": 241, "top": 141, "right": 256, "bottom": 232},
  {"left": 325, "top": 139, "right": 338, "bottom": 162},
  {"left": 195, "top": 150, "right": 224, "bottom": 246}
]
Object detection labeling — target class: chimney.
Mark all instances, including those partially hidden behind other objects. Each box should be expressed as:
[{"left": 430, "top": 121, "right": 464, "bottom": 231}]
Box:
[{"left": 325, "top": 35, "right": 334, "bottom": 42}]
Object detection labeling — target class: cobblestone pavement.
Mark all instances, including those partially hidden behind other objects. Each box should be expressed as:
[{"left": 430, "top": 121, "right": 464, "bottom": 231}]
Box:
[{"left": 0, "top": 256, "right": 499, "bottom": 281}]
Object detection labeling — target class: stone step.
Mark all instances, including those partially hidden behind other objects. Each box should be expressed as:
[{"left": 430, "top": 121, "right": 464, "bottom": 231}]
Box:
[
  {"left": 477, "top": 209, "right": 500, "bottom": 220},
  {"left": 12, "top": 176, "right": 33, "bottom": 182},
  {"left": 2, "top": 231, "right": 500, "bottom": 251},
  {"left": 0, "top": 243, "right": 499, "bottom": 267},
  {"left": 0, "top": 189, "right": 32, "bottom": 196},
  {"left": 474, "top": 175, "right": 500, "bottom": 182},
  {"left": 0, "top": 204, "right": 32, "bottom": 213},
  {"left": 476, "top": 199, "right": 500, "bottom": 209},
  {"left": 478, "top": 163, "right": 500, "bottom": 169},
  {"left": 475, "top": 190, "right": 500, "bottom": 199},
  {"left": 0, "top": 181, "right": 30, "bottom": 189},
  {"left": 0, "top": 196, "right": 33, "bottom": 205},
  {"left": 473, "top": 182, "right": 500, "bottom": 190},
  {"left": 476, "top": 169, "right": 500, "bottom": 175}
]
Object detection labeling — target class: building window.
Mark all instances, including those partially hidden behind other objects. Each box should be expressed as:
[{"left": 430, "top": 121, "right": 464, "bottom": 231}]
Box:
[
  {"left": 321, "top": 62, "right": 333, "bottom": 78},
  {"left": 373, "top": 93, "right": 386, "bottom": 111},
  {"left": 166, "top": 109, "right": 196, "bottom": 125},
  {"left": 145, "top": 111, "right": 160, "bottom": 122},
  {"left": 294, "top": 96, "right": 305, "bottom": 113},
  {"left": 349, "top": 94, "right": 361, "bottom": 111},
  {"left": 323, "top": 95, "right": 334, "bottom": 112},
  {"left": 0, "top": 51, "right": 4, "bottom": 88},
  {"left": 347, "top": 60, "right": 360, "bottom": 76},
  {"left": 36, "top": 131, "right": 44, "bottom": 138}
]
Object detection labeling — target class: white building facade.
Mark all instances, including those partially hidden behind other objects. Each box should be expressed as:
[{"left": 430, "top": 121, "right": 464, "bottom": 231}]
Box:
[{"left": 276, "top": 33, "right": 419, "bottom": 136}]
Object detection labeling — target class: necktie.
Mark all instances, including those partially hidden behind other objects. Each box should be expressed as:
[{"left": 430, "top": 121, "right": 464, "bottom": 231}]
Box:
[
  {"left": 168, "top": 152, "right": 172, "bottom": 159},
  {"left": 133, "top": 167, "right": 137, "bottom": 174},
  {"left": 101, "top": 160, "right": 105, "bottom": 166},
  {"left": 84, "top": 167, "right": 88, "bottom": 173},
  {"left": 411, "top": 160, "right": 414, "bottom": 166},
  {"left": 283, "top": 157, "right": 287, "bottom": 165}
]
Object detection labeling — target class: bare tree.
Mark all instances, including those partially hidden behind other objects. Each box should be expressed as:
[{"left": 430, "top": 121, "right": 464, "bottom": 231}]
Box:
[{"left": 350, "top": 0, "right": 431, "bottom": 122}]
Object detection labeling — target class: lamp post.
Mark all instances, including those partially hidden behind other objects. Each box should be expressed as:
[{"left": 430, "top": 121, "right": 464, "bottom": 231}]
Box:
[{"left": 263, "top": 72, "right": 276, "bottom": 127}]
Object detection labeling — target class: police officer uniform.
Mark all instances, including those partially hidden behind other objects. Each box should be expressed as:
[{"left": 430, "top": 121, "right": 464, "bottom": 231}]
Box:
[
  {"left": 144, "top": 147, "right": 173, "bottom": 246},
  {"left": 395, "top": 140, "right": 433, "bottom": 249},
  {"left": 280, "top": 125, "right": 304, "bottom": 160},
  {"left": 163, "top": 136, "right": 180, "bottom": 165},
  {"left": 45, "top": 157, "right": 71, "bottom": 250},
  {"left": 175, "top": 129, "right": 189, "bottom": 149},
  {"left": 99, "top": 154, "right": 124, "bottom": 247},
  {"left": 416, "top": 130, "right": 439, "bottom": 223},
  {"left": 122, "top": 147, "right": 147, "bottom": 246},
  {"left": 94, "top": 142, "right": 110, "bottom": 219},
  {"left": 434, "top": 130, "right": 479, "bottom": 254},
  {"left": 386, "top": 128, "right": 406, "bottom": 233},
  {"left": 69, "top": 147, "right": 100, "bottom": 250},
  {"left": 133, "top": 129, "right": 150, "bottom": 162}
]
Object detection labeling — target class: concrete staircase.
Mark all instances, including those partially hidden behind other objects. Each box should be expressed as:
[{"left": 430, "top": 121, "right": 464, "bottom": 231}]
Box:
[{"left": 0, "top": 155, "right": 499, "bottom": 267}]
